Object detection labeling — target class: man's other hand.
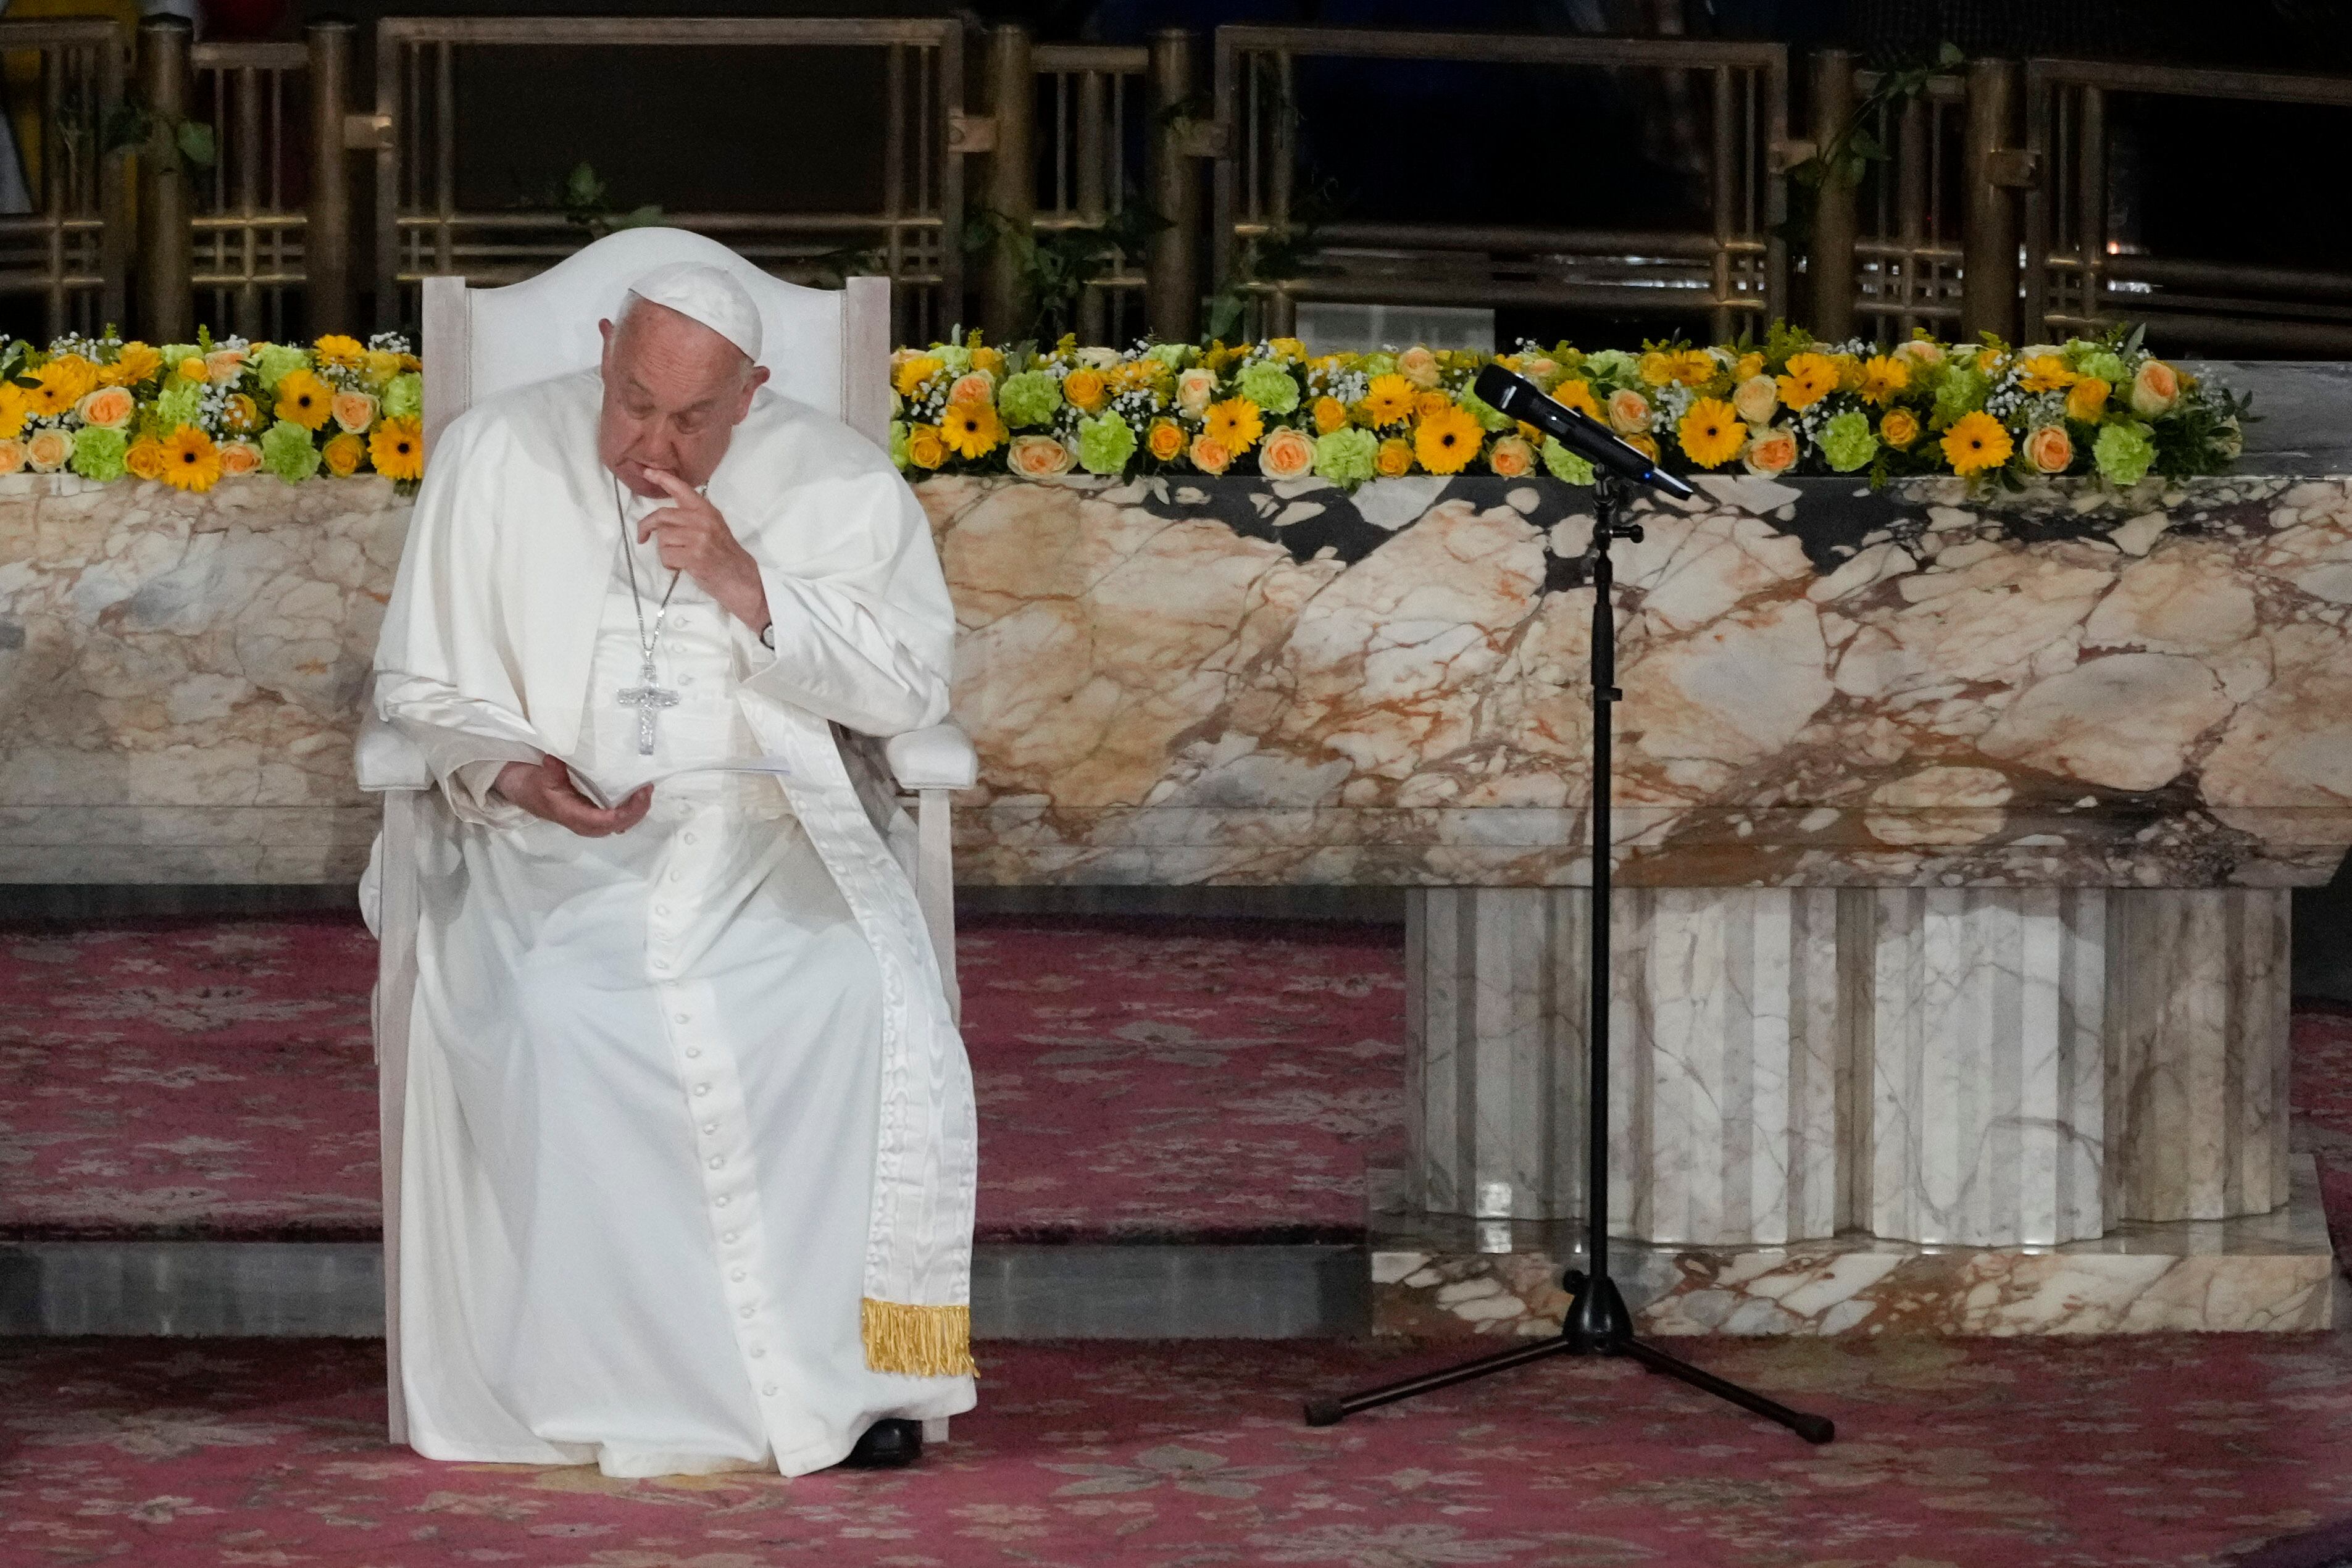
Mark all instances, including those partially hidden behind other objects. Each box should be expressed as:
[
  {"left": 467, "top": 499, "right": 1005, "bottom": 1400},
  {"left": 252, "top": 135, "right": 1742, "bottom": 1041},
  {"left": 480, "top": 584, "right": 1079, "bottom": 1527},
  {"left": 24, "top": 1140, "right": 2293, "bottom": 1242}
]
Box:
[
  {"left": 639, "top": 467, "right": 771, "bottom": 632},
  {"left": 493, "top": 757, "right": 652, "bottom": 836}
]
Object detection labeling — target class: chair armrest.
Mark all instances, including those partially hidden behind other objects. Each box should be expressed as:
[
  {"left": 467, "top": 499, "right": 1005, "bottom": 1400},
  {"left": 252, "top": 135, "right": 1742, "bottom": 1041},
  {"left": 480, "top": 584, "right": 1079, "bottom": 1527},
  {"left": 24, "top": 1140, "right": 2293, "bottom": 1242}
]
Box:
[
  {"left": 355, "top": 713, "right": 432, "bottom": 793},
  {"left": 884, "top": 721, "right": 978, "bottom": 791}
]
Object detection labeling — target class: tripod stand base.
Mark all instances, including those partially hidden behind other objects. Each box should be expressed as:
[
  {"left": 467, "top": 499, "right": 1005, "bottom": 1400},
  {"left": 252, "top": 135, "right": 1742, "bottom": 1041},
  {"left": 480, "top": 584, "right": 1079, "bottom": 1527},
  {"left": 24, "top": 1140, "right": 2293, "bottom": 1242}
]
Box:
[{"left": 1304, "top": 1270, "right": 1834, "bottom": 1444}]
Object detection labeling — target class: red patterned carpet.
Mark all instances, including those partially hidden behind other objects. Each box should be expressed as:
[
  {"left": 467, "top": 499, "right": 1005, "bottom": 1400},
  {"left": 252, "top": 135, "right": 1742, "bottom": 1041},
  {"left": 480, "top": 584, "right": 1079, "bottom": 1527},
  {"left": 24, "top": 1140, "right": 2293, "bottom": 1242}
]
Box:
[
  {"left": 8, "top": 1330, "right": 2352, "bottom": 1567},
  {"left": 0, "top": 913, "right": 1405, "bottom": 1243}
]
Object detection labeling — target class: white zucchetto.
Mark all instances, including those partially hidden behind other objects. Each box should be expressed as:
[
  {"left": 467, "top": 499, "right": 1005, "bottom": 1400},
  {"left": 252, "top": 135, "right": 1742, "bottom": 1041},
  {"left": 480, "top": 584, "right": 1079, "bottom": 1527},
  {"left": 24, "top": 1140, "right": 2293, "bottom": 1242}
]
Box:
[{"left": 623, "top": 262, "right": 764, "bottom": 362}]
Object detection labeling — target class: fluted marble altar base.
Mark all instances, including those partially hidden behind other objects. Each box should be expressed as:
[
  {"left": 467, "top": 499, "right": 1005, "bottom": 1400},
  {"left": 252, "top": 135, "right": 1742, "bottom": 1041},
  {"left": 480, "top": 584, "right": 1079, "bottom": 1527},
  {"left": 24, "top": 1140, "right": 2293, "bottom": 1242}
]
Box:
[
  {"left": 1404, "top": 885, "right": 2296, "bottom": 1251},
  {"left": 1369, "top": 1158, "right": 2334, "bottom": 1338}
]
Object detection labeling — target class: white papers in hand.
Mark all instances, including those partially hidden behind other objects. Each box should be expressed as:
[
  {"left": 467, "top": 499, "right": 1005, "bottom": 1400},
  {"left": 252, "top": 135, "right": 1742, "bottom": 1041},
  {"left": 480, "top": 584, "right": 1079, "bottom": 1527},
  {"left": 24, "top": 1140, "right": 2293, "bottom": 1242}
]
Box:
[{"left": 565, "top": 756, "right": 794, "bottom": 811}]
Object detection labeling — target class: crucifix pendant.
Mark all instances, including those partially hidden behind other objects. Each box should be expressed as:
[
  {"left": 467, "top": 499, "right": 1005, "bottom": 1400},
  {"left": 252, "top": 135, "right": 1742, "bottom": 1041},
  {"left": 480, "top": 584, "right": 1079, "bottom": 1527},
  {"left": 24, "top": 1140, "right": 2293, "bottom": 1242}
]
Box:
[{"left": 616, "top": 655, "right": 680, "bottom": 757}]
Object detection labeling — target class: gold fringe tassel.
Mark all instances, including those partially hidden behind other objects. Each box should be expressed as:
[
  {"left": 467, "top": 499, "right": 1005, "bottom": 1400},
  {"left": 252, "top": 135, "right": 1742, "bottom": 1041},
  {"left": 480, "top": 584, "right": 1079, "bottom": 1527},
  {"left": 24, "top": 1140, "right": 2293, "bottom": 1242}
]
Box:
[{"left": 862, "top": 1298, "right": 979, "bottom": 1378}]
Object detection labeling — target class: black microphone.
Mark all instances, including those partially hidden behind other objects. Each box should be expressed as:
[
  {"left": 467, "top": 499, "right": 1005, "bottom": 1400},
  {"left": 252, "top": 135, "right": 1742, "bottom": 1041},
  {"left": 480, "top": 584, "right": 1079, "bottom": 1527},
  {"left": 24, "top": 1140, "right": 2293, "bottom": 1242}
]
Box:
[{"left": 1473, "top": 364, "right": 1696, "bottom": 500}]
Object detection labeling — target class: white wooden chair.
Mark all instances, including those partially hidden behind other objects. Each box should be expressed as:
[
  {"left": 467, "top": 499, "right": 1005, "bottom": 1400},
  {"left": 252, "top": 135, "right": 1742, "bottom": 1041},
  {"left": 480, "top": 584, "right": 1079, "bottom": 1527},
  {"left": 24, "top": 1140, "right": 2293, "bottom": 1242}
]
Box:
[{"left": 353, "top": 227, "right": 976, "bottom": 1444}]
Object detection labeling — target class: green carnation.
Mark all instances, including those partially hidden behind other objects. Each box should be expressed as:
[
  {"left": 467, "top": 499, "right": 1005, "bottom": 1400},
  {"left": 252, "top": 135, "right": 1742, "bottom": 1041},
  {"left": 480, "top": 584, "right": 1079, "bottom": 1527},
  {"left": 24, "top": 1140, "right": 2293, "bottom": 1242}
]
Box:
[
  {"left": 254, "top": 343, "right": 308, "bottom": 390},
  {"left": 382, "top": 372, "right": 422, "bottom": 419},
  {"left": 1359, "top": 351, "right": 1398, "bottom": 378},
  {"left": 2093, "top": 420, "right": 2155, "bottom": 486},
  {"left": 1818, "top": 409, "right": 1879, "bottom": 473},
  {"left": 888, "top": 419, "right": 911, "bottom": 469},
  {"left": 1931, "top": 365, "right": 1989, "bottom": 427},
  {"left": 1312, "top": 425, "right": 1378, "bottom": 485},
  {"left": 69, "top": 425, "right": 125, "bottom": 481},
  {"left": 1075, "top": 411, "right": 1136, "bottom": 476},
  {"left": 2072, "top": 348, "right": 2126, "bottom": 385},
  {"left": 1541, "top": 435, "right": 1595, "bottom": 485},
  {"left": 157, "top": 342, "right": 201, "bottom": 371},
  {"left": 1144, "top": 342, "right": 1193, "bottom": 369},
  {"left": 261, "top": 418, "right": 322, "bottom": 483},
  {"left": 1582, "top": 349, "right": 1638, "bottom": 385},
  {"left": 997, "top": 370, "right": 1062, "bottom": 428},
  {"left": 152, "top": 380, "right": 204, "bottom": 430},
  {"left": 933, "top": 343, "right": 972, "bottom": 376},
  {"left": 1458, "top": 383, "right": 1513, "bottom": 432},
  {"left": 1235, "top": 360, "right": 1301, "bottom": 416}
]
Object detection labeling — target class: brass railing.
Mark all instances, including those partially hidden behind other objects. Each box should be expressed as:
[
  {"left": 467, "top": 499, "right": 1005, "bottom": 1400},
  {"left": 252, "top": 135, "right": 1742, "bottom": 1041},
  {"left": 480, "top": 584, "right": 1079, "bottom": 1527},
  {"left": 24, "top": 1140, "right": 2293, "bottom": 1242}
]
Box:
[
  {"left": 2022, "top": 59, "right": 2352, "bottom": 354},
  {"left": 0, "top": 18, "right": 125, "bottom": 339},
  {"left": 372, "top": 16, "right": 968, "bottom": 343},
  {"left": 1211, "top": 27, "right": 1791, "bottom": 341}
]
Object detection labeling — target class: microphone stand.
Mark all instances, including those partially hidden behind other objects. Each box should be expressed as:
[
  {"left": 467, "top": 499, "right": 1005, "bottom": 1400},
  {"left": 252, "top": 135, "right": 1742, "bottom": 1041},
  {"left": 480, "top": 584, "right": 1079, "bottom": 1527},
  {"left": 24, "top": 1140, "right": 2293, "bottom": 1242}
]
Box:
[{"left": 1304, "top": 469, "right": 1835, "bottom": 1446}]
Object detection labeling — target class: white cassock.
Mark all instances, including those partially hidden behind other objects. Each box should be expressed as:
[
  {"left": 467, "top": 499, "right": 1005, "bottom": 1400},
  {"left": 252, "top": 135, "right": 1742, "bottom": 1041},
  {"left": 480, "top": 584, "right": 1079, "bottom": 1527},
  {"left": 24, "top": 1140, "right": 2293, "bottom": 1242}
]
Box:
[{"left": 365, "top": 367, "right": 977, "bottom": 1478}]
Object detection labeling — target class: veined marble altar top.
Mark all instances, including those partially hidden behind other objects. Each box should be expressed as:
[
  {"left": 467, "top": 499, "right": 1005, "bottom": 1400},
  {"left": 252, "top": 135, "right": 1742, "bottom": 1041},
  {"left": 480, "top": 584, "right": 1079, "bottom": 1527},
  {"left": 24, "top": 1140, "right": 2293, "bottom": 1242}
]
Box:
[{"left": 925, "top": 463, "right": 2352, "bottom": 888}]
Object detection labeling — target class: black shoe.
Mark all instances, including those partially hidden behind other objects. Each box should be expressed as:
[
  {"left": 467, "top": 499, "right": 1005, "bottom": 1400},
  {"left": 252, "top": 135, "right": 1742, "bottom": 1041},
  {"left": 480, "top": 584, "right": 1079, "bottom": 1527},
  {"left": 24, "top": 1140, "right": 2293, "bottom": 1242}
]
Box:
[{"left": 837, "top": 1418, "right": 922, "bottom": 1470}]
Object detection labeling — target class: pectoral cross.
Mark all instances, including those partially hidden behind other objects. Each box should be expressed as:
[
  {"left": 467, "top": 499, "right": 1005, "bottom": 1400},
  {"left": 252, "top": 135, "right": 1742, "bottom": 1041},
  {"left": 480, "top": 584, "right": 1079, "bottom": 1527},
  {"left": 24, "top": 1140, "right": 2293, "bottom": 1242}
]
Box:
[{"left": 617, "top": 656, "right": 680, "bottom": 756}]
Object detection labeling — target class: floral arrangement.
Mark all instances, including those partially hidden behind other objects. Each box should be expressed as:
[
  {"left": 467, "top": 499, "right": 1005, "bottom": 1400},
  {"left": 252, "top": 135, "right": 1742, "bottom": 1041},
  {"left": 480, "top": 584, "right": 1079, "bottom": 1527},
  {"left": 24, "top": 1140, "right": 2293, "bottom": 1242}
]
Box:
[
  {"left": 0, "top": 330, "right": 423, "bottom": 492},
  {"left": 885, "top": 323, "right": 2246, "bottom": 490}
]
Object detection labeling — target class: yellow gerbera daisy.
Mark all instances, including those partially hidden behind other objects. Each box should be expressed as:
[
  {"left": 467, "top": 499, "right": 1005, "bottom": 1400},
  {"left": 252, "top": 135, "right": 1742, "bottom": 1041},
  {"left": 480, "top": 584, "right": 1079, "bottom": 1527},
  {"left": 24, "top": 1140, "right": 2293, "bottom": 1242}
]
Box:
[
  {"left": 275, "top": 369, "right": 332, "bottom": 432},
  {"left": 1677, "top": 398, "right": 1745, "bottom": 469},
  {"left": 1413, "top": 403, "right": 1483, "bottom": 475},
  {"left": 892, "top": 355, "right": 943, "bottom": 398},
  {"left": 1638, "top": 351, "right": 1676, "bottom": 387},
  {"left": 1672, "top": 348, "right": 1718, "bottom": 386},
  {"left": 2019, "top": 354, "right": 2076, "bottom": 394},
  {"left": 101, "top": 342, "right": 161, "bottom": 387},
  {"left": 1550, "top": 378, "right": 1601, "bottom": 422},
  {"left": 370, "top": 416, "right": 423, "bottom": 481},
  {"left": 29, "top": 356, "right": 95, "bottom": 418},
  {"left": 1940, "top": 409, "right": 2013, "bottom": 475},
  {"left": 312, "top": 334, "right": 365, "bottom": 370},
  {"left": 1858, "top": 355, "right": 1909, "bottom": 405},
  {"left": 1204, "top": 397, "right": 1264, "bottom": 454},
  {"left": 0, "top": 383, "right": 27, "bottom": 440},
  {"left": 940, "top": 400, "right": 1004, "bottom": 459},
  {"left": 1362, "top": 373, "right": 1415, "bottom": 429},
  {"left": 1775, "top": 352, "right": 1838, "bottom": 412},
  {"left": 158, "top": 425, "right": 222, "bottom": 493}
]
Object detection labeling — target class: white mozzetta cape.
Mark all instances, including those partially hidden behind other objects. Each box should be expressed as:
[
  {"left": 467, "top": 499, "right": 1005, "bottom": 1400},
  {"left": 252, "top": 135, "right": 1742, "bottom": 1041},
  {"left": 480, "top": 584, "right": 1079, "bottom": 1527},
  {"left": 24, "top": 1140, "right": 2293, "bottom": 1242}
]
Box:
[{"left": 373, "top": 369, "right": 977, "bottom": 1376}]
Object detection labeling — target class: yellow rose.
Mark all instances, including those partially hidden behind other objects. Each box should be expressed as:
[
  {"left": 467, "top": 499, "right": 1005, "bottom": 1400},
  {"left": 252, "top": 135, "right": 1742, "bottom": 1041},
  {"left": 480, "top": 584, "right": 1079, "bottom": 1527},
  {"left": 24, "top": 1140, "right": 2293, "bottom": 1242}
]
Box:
[
  {"left": 907, "top": 425, "right": 947, "bottom": 469},
  {"left": 1312, "top": 396, "right": 1349, "bottom": 435},
  {"left": 1622, "top": 432, "right": 1661, "bottom": 463},
  {"left": 1268, "top": 336, "right": 1306, "bottom": 361},
  {"left": 1733, "top": 351, "right": 1764, "bottom": 380},
  {"left": 1146, "top": 418, "right": 1185, "bottom": 462},
  {"left": 1413, "top": 390, "right": 1452, "bottom": 422},
  {"left": 362, "top": 348, "right": 403, "bottom": 386},
  {"left": 1880, "top": 407, "right": 1920, "bottom": 449},
  {"left": 2023, "top": 423, "right": 2074, "bottom": 474},
  {"left": 25, "top": 427, "right": 70, "bottom": 472},
  {"left": 1606, "top": 388, "right": 1651, "bottom": 435},
  {"left": 1373, "top": 436, "right": 1414, "bottom": 478},
  {"left": 124, "top": 438, "right": 166, "bottom": 480},
  {"left": 1007, "top": 433, "right": 1074, "bottom": 478},
  {"left": 177, "top": 356, "right": 207, "bottom": 383},
  {"left": 970, "top": 345, "right": 1006, "bottom": 376},
  {"left": 2066, "top": 378, "right": 2111, "bottom": 423},
  {"left": 1396, "top": 345, "right": 1442, "bottom": 390},
  {"left": 1186, "top": 431, "right": 1233, "bottom": 475},
  {"left": 1258, "top": 426, "right": 1316, "bottom": 482},
  {"left": 1731, "top": 373, "right": 1779, "bottom": 426},
  {"left": 1487, "top": 434, "right": 1536, "bottom": 478},
  {"left": 1062, "top": 367, "right": 1109, "bottom": 413},
  {"left": 322, "top": 430, "right": 366, "bottom": 477},
  {"left": 1741, "top": 427, "right": 1798, "bottom": 476}
]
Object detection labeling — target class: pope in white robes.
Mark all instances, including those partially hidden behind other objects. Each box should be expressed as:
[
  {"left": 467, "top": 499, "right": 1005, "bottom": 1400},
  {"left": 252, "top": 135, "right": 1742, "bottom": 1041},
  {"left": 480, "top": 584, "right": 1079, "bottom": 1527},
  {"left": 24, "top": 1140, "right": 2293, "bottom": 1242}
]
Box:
[{"left": 367, "top": 262, "right": 977, "bottom": 1478}]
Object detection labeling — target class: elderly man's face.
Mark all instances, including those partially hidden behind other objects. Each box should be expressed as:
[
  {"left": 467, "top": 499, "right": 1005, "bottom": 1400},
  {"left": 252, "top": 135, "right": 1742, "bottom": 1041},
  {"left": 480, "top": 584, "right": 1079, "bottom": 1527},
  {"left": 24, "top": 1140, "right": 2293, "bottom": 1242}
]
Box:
[{"left": 596, "top": 301, "right": 767, "bottom": 496}]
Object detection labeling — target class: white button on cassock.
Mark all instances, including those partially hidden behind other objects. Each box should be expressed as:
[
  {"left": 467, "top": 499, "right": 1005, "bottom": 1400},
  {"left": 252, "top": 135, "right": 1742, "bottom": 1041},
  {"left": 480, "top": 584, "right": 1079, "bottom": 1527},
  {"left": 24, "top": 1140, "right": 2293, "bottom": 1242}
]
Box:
[
  {"left": 707, "top": 1156, "right": 724, "bottom": 1170},
  {"left": 693, "top": 1084, "right": 709, "bottom": 1096},
  {"left": 739, "top": 1306, "right": 754, "bottom": 1319},
  {"left": 685, "top": 1047, "right": 701, "bottom": 1059},
  {"left": 764, "top": 1383, "right": 778, "bottom": 1396}
]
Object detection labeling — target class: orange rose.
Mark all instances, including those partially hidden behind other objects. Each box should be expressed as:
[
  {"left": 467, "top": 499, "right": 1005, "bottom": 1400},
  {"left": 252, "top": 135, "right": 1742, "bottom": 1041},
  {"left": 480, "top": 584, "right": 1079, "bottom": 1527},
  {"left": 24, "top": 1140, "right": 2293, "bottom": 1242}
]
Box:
[
  {"left": 1258, "top": 426, "right": 1316, "bottom": 482},
  {"left": 1374, "top": 436, "right": 1414, "bottom": 478},
  {"left": 204, "top": 348, "right": 246, "bottom": 386},
  {"left": 1187, "top": 431, "right": 1233, "bottom": 475},
  {"left": 1893, "top": 338, "right": 1943, "bottom": 367},
  {"left": 1007, "top": 433, "right": 1074, "bottom": 478},
  {"left": 1396, "top": 345, "right": 1442, "bottom": 390},
  {"left": 1146, "top": 419, "right": 1185, "bottom": 462},
  {"left": 2023, "top": 423, "right": 2073, "bottom": 474},
  {"left": 124, "top": 438, "right": 166, "bottom": 480},
  {"left": 947, "top": 372, "right": 996, "bottom": 408},
  {"left": 75, "top": 386, "right": 134, "bottom": 430},
  {"left": 0, "top": 438, "right": 25, "bottom": 475},
  {"left": 1732, "top": 373, "right": 1779, "bottom": 425},
  {"left": 1606, "top": 388, "right": 1651, "bottom": 435},
  {"left": 331, "top": 390, "right": 378, "bottom": 434},
  {"left": 2130, "top": 359, "right": 2179, "bottom": 417},
  {"left": 1175, "top": 367, "right": 1217, "bottom": 417},
  {"left": 219, "top": 440, "right": 263, "bottom": 477},
  {"left": 1487, "top": 435, "right": 1536, "bottom": 477},
  {"left": 2066, "top": 378, "right": 2111, "bottom": 423},
  {"left": 1741, "top": 427, "right": 1798, "bottom": 476},
  {"left": 25, "top": 427, "right": 71, "bottom": 472}
]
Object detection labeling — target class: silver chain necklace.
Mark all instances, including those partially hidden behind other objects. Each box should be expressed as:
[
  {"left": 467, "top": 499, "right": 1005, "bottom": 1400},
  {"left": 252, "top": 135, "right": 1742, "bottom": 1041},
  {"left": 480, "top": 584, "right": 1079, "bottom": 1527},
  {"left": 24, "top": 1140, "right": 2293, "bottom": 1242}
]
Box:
[{"left": 612, "top": 474, "right": 685, "bottom": 756}]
